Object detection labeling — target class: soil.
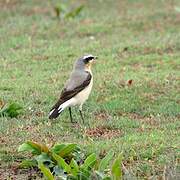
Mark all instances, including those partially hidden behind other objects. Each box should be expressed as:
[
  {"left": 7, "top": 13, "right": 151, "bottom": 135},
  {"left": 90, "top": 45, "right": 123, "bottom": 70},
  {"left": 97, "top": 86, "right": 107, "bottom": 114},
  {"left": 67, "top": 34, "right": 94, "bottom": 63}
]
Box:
[{"left": 85, "top": 126, "right": 122, "bottom": 139}]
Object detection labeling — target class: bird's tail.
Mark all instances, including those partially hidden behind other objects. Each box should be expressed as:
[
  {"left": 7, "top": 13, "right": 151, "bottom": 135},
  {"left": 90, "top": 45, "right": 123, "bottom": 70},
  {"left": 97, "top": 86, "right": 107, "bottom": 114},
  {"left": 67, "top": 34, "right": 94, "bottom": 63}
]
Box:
[
  {"left": 49, "top": 106, "right": 63, "bottom": 119},
  {"left": 49, "top": 98, "right": 73, "bottom": 119}
]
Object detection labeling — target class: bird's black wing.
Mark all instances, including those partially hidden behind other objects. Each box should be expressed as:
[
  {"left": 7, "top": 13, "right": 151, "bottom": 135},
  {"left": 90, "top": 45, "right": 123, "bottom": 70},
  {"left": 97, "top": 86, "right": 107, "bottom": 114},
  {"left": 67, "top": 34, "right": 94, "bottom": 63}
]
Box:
[{"left": 49, "top": 72, "right": 92, "bottom": 119}]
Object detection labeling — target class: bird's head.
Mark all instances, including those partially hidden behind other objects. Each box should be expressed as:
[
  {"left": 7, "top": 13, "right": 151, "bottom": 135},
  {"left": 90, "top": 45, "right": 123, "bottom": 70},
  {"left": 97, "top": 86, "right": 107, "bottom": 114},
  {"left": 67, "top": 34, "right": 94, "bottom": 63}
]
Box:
[{"left": 74, "top": 54, "right": 98, "bottom": 71}]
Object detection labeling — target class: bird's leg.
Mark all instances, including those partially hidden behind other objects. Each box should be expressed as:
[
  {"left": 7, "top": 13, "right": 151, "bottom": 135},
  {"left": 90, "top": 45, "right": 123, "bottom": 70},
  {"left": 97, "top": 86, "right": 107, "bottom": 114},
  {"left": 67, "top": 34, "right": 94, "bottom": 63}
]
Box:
[
  {"left": 69, "top": 107, "right": 74, "bottom": 123},
  {"left": 79, "top": 109, "right": 85, "bottom": 124}
]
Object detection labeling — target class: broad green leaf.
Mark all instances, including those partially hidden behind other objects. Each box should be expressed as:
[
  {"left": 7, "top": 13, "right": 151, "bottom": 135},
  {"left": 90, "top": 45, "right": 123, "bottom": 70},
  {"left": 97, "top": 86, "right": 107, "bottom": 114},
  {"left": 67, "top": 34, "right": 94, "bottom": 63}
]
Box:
[
  {"left": 27, "top": 141, "right": 49, "bottom": 153},
  {"left": 51, "top": 144, "right": 66, "bottom": 154},
  {"left": 35, "top": 153, "right": 54, "bottom": 168},
  {"left": 18, "top": 141, "right": 49, "bottom": 155},
  {"left": 58, "top": 144, "right": 77, "bottom": 157},
  {"left": 19, "top": 159, "right": 37, "bottom": 169},
  {"left": 78, "top": 170, "right": 91, "bottom": 180},
  {"left": 70, "top": 158, "right": 79, "bottom": 176},
  {"left": 81, "top": 153, "right": 96, "bottom": 170},
  {"left": 52, "top": 153, "right": 71, "bottom": 173},
  {"left": 79, "top": 168, "right": 91, "bottom": 179},
  {"left": 99, "top": 150, "right": 114, "bottom": 172},
  {"left": 36, "top": 153, "right": 51, "bottom": 163},
  {"left": 111, "top": 154, "right": 122, "bottom": 180},
  {"left": 0, "top": 103, "right": 23, "bottom": 118},
  {"left": 52, "top": 166, "right": 68, "bottom": 179},
  {"left": 38, "top": 162, "right": 54, "bottom": 180},
  {"left": 18, "top": 142, "right": 41, "bottom": 155}
]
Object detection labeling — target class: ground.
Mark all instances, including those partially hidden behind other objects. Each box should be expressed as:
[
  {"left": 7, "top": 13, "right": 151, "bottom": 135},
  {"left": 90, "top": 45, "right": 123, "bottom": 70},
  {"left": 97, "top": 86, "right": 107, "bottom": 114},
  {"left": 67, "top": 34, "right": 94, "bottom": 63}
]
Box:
[{"left": 0, "top": 0, "right": 180, "bottom": 179}]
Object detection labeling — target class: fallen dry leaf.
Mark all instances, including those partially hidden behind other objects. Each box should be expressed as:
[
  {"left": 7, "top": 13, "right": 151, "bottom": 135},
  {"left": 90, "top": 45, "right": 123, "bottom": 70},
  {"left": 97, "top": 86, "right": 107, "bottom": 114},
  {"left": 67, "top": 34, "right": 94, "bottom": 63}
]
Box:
[
  {"left": 127, "top": 79, "right": 133, "bottom": 86},
  {"left": 0, "top": 100, "right": 5, "bottom": 109}
]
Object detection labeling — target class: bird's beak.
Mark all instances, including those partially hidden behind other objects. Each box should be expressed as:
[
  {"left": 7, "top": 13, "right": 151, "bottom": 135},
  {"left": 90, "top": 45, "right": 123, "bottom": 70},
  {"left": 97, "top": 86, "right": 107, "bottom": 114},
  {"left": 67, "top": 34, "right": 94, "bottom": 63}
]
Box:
[{"left": 93, "top": 56, "right": 98, "bottom": 63}]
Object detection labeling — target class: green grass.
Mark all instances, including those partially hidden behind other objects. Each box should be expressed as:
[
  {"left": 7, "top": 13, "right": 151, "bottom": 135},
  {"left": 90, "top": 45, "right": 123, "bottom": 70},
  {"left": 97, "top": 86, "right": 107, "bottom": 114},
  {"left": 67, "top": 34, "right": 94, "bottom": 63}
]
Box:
[{"left": 0, "top": 0, "right": 180, "bottom": 179}]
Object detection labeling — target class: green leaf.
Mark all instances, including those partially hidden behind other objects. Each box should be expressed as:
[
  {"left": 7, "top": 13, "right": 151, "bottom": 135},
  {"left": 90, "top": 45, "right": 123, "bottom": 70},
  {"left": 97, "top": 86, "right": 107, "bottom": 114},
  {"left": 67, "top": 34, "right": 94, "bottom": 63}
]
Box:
[
  {"left": 19, "top": 159, "right": 37, "bottom": 169},
  {"left": 103, "top": 177, "right": 112, "bottom": 180},
  {"left": 81, "top": 153, "right": 97, "bottom": 170},
  {"left": 0, "top": 103, "right": 23, "bottom": 118},
  {"left": 27, "top": 141, "right": 49, "bottom": 153},
  {"left": 51, "top": 144, "right": 66, "bottom": 154},
  {"left": 70, "top": 158, "right": 79, "bottom": 176},
  {"left": 36, "top": 153, "right": 50, "bottom": 163},
  {"left": 18, "top": 142, "right": 41, "bottom": 155},
  {"left": 35, "top": 153, "right": 54, "bottom": 168},
  {"left": 78, "top": 170, "right": 91, "bottom": 180},
  {"left": 53, "top": 3, "right": 67, "bottom": 18},
  {"left": 18, "top": 141, "right": 49, "bottom": 155},
  {"left": 65, "top": 5, "right": 84, "bottom": 19},
  {"left": 111, "top": 154, "right": 122, "bottom": 180},
  {"left": 67, "top": 174, "right": 77, "bottom": 180},
  {"left": 52, "top": 166, "right": 68, "bottom": 178},
  {"left": 58, "top": 144, "right": 77, "bottom": 158},
  {"left": 99, "top": 150, "right": 114, "bottom": 172},
  {"left": 52, "top": 153, "right": 71, "bottom": 173},
  {"left": 54, "top": 6, "right": 60, "bottom": 17},
  {"left": 38, "top": 162, "right": 54, "bottom": 180}
]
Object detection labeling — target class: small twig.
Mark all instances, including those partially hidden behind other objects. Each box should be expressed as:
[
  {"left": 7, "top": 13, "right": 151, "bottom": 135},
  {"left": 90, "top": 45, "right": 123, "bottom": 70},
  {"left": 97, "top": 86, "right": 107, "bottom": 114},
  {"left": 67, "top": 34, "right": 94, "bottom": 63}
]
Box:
[{"left": 122, "top": 163, "right": 129, "bottom": 174}]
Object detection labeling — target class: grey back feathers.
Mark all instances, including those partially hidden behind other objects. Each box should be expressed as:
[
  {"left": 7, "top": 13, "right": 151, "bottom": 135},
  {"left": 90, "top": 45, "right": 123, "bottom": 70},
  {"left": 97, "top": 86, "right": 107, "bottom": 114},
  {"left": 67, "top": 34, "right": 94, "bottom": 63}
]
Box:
[{"left": 65, "top": 71, "right": 90, "bottom": 91}]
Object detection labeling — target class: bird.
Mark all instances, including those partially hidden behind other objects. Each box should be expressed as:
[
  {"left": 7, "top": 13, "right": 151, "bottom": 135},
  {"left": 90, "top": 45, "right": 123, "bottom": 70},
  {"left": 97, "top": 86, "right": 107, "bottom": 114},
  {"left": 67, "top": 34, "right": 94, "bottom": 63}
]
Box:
[{"left": 49, "top": 54, "right": 97, "bottom": 123}]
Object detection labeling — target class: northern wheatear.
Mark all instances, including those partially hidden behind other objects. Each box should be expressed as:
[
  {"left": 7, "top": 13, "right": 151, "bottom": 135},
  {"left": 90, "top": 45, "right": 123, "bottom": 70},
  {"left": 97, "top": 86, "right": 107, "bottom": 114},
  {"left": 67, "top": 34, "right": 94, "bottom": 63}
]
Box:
[{"left": 49, "top": 55, "right": 97, "bottom": 123}]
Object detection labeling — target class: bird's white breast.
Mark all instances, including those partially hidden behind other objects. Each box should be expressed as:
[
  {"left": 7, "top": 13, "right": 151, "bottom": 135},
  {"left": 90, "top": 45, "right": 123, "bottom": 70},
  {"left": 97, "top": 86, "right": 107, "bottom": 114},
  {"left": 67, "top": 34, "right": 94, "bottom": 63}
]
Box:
[
  {"left": 74, "top": 75, "right": 93, "bottom": 106},
  {"left": 56, "top": 78, "right": 93, "bottom": 112}
]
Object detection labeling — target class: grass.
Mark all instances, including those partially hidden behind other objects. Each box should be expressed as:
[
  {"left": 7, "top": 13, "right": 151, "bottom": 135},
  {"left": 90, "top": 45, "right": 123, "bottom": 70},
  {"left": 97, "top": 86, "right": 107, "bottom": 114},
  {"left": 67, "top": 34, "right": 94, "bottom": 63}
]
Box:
[{"left": 0, "top": 0, "right": 180, "bottom": 179}]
